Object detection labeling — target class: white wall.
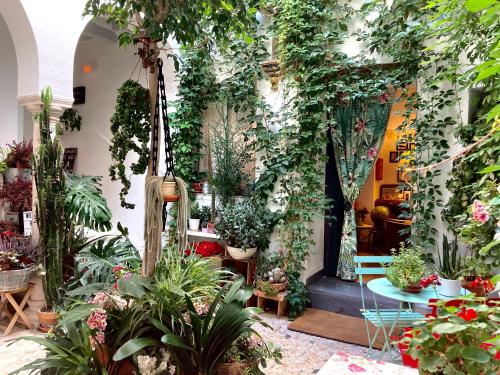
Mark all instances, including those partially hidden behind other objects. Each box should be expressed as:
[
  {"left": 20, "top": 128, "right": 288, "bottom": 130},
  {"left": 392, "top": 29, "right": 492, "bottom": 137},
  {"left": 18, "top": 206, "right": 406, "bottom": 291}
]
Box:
[
  {"left": 0, "top": 14, "right": 23, "bottom": 146},
  {"left": 62, "top": 31, "right": 177, "bottom": 252}
]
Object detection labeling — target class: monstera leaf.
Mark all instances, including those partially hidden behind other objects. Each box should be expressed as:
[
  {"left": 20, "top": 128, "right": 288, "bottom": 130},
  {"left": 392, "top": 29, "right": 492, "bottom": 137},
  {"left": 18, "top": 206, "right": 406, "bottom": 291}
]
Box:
[{"left": 65, "top": 174, "right": 112, "bottom": 231}]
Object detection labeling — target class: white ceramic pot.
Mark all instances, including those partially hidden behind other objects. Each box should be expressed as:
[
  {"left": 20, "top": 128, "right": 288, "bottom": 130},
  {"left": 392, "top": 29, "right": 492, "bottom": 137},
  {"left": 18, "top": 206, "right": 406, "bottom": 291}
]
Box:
[
  {"left": 227, "top": 245, "right": 257, "bottom": 260},
  {"left": 189, "top": 218, "right": 200, "bottom": 231},
  {"left": 438, "top": 277, "right": 462, "bottom": 297}
]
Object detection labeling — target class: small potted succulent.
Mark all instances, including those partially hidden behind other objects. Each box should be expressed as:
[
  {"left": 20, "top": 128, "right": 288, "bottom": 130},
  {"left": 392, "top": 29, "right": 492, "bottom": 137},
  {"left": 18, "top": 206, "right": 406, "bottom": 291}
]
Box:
[
  {"left": 189, "top": 202, "right": 201, "bottom": 231},
  {"left": 435, "top": 235, "right": 463, "bottom": 297},
  {"left": 216, "top": 198, "right": 276, "bottom": 260},
  {"left": 4, "top": 139, "right": 33, "bottom": 183},
  {"left": 385, "top": 244, "right": 426, "bottom": 293},
  {"left": 200, "top": 205, "right": 212, "bottom": 233}
]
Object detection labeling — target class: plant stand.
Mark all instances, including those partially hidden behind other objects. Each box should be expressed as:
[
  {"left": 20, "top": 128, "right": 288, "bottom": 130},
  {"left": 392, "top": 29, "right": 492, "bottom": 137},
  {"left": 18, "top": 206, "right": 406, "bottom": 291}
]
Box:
[
  {"left": 221, "top": 256, "right": 257, "bottom": 307},
  {"left": 0, "top": 283, "right": 34, "bottom": 335},
  {"left": 253, "top": 289, "right": 288, "bottom": 318}
]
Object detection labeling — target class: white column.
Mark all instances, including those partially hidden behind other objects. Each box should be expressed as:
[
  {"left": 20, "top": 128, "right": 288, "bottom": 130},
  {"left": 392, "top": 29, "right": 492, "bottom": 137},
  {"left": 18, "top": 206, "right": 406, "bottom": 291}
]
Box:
[{"left": 18, "top": 93, "right": 72, "bottom": 322}]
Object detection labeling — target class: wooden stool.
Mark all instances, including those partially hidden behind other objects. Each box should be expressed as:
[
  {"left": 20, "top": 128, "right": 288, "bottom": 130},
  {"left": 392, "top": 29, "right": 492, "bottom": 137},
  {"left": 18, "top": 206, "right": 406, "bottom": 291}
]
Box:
[
  {"left": 0, "top": 283, "right": 34, "bottom": 335},
  {"left": 254, "top": 289, "right": 288, "bottom": 318}
]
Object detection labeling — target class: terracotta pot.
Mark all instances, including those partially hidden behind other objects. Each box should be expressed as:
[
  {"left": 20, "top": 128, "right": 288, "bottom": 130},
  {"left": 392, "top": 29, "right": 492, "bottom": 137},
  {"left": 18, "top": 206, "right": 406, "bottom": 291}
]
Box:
[
  {"left": 216, "top": 362, "right": 246, "bottom": 375},
  {"left": 192, "top": 182, "right": 202, "bottom": 193},
  {"left": 162, "top": 182, "right": 179, "bottom": 202},
  {"left": 37, "top": 310, "right": 58, "bottom": 332},
  {"left": 404, "top": 284, "right": 422, "bottom": 293},
  {"left": 227, "top": 246, "right": 257, "bottom": 260}
]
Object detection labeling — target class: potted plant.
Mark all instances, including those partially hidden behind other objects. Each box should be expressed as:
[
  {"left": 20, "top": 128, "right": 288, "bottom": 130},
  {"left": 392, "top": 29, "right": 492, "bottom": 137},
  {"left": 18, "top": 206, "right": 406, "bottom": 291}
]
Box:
[
  {"left": 0, "top": 238, "right": 38, "bottom": 291},
  {"left": 200, "top": 205, "right": 211, "bottom": 232},
  {"left": 385, "top": 244, "right": 426, "bottom": 293},
  {"left": 435, "top": 235, "right": 463, "bottom": 297},
  {"left": 189, "top": 202, "right": 201, "bottom": 231},
  {"left": 257, "top": 266, "right": 288, "bottom": 295},
  {"left": 216, "top": 198, "right": 275, "bottom": 260},
  {"left": 461, "top": 257, "right": 493, "bottom": 296},
  {"left": 4, "top": 139, "right": 33, "bottom": 183},
  {"left": 33, "top": 88, "right": 66, "bottom": 331},
  {"left": 216, "top": 333, "right": 282, "bottom": 375},
  {"left": 404, "top": 297, "right": 500, "bottom": 374}
]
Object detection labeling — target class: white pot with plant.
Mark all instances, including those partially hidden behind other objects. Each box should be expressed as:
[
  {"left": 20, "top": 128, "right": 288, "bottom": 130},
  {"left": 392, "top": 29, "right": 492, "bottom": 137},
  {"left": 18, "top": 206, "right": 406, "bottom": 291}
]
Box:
[
  {"left": 216, "top": 198, "right": 275, "bottom": 260},
  {"left": 189, "top": 202, "right": 201, "bottom": 231},
  {"left": 3, "top": 140, "right": 33, "bottom": 183},
  {"left": 436, "top": 235, "right": 463, "bottom": 297}
]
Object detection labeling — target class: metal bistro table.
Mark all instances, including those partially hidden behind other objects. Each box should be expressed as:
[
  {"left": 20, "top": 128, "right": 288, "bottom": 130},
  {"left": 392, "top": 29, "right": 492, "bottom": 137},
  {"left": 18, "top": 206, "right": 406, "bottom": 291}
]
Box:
[{"left": 366, "top": 277, "right": 440, "bottom": 360}]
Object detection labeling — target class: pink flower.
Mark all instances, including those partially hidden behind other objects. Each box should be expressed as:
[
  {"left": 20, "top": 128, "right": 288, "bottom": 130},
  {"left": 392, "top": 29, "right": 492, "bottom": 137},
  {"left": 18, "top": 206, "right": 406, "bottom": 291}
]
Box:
[
  {"left": 378, "top": 92, "right": 389, "bottom": 104},
  {"left": 123, "top": 272, "right": 133, "bottom": 280},
  {"left": 354, "top": 118, "right": 366, "bottom": 134},
  {"left": 367, "top": 147, "right": 378, "bottom": 161},
  {"left": 472, "top": 200, "right": 490, "bottom": 223},
  {"left": 87, "top": 308, "right": 107, "bottom": 331}
]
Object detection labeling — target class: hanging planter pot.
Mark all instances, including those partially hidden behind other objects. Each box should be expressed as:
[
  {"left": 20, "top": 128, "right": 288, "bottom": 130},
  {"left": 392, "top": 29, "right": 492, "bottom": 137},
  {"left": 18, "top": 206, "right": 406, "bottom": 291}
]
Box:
[{"left": 162, "top": 181, "right": 179, "bottom": 202}]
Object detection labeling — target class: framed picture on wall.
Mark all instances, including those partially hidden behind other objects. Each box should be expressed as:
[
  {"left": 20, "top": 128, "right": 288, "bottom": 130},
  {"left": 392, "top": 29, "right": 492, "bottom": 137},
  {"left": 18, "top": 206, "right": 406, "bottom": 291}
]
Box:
[
  {"left": 396, "top": 142, "right": 408, "bottom": 151},
  {"left": 389, "top": 151, "right": 399, "bottom": 163}
]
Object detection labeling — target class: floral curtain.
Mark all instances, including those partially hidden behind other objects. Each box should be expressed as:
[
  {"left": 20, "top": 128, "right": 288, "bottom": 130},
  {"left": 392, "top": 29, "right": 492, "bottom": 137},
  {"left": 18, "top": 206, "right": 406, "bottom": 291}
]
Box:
[{"left": 331, "top": 96, "right": 391, "bottom": 280}]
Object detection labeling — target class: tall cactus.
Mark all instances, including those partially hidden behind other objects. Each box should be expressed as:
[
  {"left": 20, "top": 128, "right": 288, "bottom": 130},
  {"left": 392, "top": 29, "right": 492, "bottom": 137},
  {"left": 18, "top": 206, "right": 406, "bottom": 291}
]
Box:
[{"left": 33, "top": 87, "right": 67, "bottom": 309}]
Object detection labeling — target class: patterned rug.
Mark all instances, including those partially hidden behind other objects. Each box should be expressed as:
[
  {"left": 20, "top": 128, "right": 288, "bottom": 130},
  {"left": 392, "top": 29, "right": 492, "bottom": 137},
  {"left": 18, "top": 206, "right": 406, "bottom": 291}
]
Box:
[{"left": 318, "top": 352, "right": 418, "bottom": 375}]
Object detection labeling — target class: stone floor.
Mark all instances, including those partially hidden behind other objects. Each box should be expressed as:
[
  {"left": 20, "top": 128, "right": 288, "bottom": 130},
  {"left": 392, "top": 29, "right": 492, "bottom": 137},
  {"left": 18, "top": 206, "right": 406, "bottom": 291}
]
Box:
[{"left": 0, "top": 313, "right": 415, "bottom": 375}]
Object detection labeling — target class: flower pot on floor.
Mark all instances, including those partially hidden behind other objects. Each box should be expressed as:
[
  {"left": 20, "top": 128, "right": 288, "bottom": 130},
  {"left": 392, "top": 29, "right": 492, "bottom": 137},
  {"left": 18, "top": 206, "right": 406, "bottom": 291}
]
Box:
[
  {"left": 227, "top": 246, "right": 257, "bottom": 260},
  {"left": 37, "top": 309, "right": 58, "bottom": 333},
  {"left": 438, "top": 277, "right": 461, "bottom": 297},
  {"left": 162, "top": 181, "right": 179, "bottom": 202},
  {"left": 189, "top": 218, "right": 200, "bottom": 231}
]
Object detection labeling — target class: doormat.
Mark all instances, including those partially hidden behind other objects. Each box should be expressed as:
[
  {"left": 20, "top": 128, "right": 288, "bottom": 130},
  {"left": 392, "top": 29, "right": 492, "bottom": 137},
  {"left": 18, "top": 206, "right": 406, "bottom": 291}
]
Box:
[{"left": 288, "top": 308, "right": 385, "bottom": 350}]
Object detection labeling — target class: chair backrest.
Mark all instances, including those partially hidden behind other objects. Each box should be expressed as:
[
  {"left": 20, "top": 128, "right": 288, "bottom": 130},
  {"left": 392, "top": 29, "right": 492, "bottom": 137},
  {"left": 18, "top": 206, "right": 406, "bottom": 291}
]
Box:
[
  {"left": 354, "top": 255, "right": 393, "bottom": 310},
  {"left": 354, "top": 255, "right": 393, "bottom": 284}
]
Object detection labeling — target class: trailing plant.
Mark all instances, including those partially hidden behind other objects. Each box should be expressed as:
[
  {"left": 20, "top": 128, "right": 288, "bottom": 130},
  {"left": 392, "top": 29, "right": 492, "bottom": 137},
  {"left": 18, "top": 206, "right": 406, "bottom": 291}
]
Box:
[
  {"left": 384, "top": 245, "right": 427, "bottom": 290},
  {"left": 60, "top": 108, "right": 82, "bottom": 132},
  {"left": 5, "top": 139, "right": 32, "bottom": 169},
  {"left": 170, "top": 46, "right": 217, "bottom": 189},
  {"left": 109, "top": 80, "right": 150, "bottom": 209},
  {"left": 216, "top": 198, "right": 277, "bottom": 250},
  {"left": 436, "top": 235, "right": 463, "bottom": 280},
  {"left": 33, "top": 87, "right": 67, "bottom": 310}
]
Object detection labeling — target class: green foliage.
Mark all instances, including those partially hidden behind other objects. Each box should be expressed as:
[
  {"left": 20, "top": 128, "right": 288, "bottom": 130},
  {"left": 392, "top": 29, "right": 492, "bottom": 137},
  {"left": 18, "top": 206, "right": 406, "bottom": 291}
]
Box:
[
  {"left": 73, "top": 233, "right": 141, "bottom": 287},
  {"left": 65, "top": 175, "right": 112, "bottom": 232},
  {"left": 190, "top": 202, "right": 201, "bottom": 219},
  {"left": 170, "top": 47, "right": 217, "bottom": 188},
  {"left": 385, "top": 245, "right": 427, "bottom": 290},
  {"left": 59, "top": 108, "right": 82, "bottom": 132},
  {"left": 436, "top": 235, "right": 463, "bottom": 280},
  {"left": 9, "top": 321, "right": 103, "bottom": 375},
  {"left": 147, "top": 248, "right": 226, "bottom": 316},
  {"left": 83, "top": 0, "right": 262, "bottom": 48},
  {"left": 406, "top": 297, "right": 500, "bottom": 374},
  {"left": 216, "top": 198, "right": 277, "bottom": 250},
  {"left": 286, "top": 277, "right": 309, "bottom": 321},
  {"left": 200, "top": 205, "right": 212, "bottom": 227},
  {"left": 109, "top": 80, "right": 150, "bottom": 209},
  {"left": 114, "top": 277, "right": 270, "bottom": 375},
  {"left": 34, "top": 87, "right": 67, "bottom": 310}
]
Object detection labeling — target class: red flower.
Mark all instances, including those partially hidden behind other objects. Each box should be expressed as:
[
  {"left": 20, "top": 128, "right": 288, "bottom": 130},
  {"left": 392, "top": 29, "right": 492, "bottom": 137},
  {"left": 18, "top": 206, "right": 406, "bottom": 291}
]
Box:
[
  {"left": 112, "top": 265, "right": 124, "bottom": 273},
  {"left": 495, "top": 351, "right": 500, "bottom": 361},
  {"left": 432, "top": 333, "right": 441, "bottom": 340},
  {"left": 457, "top": 307, "right": 477, "bottom": 321},
  {"left": 378, "top": 92, "right": 389, "bottom": 104},
  {"left": 480, "top": 342, "right": 493, "bottom": 350}
]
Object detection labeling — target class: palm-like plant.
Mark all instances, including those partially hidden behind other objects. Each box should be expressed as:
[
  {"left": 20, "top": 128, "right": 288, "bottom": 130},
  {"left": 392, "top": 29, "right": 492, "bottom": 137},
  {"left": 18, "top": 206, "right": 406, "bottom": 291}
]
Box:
[{"left": 113, "top": 277, "right": 269, "bottom": 375}]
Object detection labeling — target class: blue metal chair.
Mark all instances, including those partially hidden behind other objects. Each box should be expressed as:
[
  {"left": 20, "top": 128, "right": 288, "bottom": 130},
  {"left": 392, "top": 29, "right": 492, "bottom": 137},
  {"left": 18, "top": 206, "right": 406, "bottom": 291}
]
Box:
[{"left": 354, "top": 255, "right": 424, "bottom": 360}]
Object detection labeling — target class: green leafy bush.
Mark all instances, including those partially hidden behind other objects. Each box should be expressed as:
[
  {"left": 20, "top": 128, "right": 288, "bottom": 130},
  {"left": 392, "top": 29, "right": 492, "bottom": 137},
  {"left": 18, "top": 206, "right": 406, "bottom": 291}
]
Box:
[
  {"left": 216, "top": 198, "right": 277, "bottom": 250},
  {"left": 385, "top": 245, "right": 426, "bottom": 290}
]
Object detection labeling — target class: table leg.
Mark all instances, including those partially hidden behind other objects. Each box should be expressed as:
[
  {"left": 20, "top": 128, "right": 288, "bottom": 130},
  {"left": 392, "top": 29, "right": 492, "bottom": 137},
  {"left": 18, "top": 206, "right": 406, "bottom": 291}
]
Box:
[
  {"left": 277, "top": 300, "right": 287, "bottom": 318},
  {"left": 4, "top": 289, "right": 33, "bottom": 335},
  {"left": 257, "top": 296, "right": 265, "bottom": 310}
]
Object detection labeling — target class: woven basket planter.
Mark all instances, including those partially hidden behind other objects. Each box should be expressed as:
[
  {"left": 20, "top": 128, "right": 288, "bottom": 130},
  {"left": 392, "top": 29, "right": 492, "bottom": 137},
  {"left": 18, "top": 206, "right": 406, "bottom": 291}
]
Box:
[
  {"left": 257, "top": 280, "right": 288, "bottom": 293},
  {"left": 0, "top": 267, "right": 33, "bottom": 292}
]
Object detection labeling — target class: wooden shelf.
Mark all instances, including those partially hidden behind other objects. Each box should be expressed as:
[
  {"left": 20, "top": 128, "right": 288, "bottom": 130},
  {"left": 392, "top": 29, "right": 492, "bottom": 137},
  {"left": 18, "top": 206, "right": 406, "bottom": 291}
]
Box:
[{"left": 186, "top": 230, "right": 220, "bottom": 239}]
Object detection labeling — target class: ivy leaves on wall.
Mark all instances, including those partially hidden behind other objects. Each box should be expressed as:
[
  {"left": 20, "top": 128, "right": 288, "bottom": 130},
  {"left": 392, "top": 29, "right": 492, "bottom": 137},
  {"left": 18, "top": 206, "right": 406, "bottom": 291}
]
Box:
[
  {"left": 109, "top": 80, "right": 151, "bottom": 209},
  {"left": 59, "top": 108, "right": 82, "bottom": 132}
]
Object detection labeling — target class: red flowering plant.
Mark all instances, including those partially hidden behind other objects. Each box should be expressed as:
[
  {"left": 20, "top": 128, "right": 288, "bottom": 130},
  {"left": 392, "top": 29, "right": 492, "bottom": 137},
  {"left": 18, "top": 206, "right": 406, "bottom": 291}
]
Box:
[
  {"left": 1, "top": 177, "right": 32, "bottom": 212},
  {"left": 186, "top": 241, "right": 224, "bottom": 257},
  {"left": 404, "top": 296, "right": 500, "bottom": 374}
]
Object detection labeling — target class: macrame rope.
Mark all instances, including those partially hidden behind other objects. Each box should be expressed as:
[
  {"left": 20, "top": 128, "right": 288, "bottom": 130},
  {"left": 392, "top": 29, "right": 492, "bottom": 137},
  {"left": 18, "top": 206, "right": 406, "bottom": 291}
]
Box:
[{"left": 143, "top": 176, "right": 188, "bottom": 277}]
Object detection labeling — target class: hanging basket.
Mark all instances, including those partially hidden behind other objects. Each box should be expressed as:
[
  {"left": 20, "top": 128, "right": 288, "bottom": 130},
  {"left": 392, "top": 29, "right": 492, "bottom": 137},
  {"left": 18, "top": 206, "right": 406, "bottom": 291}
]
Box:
[{"left": 162, "top": 181, "right": 179, "bottom": 202}]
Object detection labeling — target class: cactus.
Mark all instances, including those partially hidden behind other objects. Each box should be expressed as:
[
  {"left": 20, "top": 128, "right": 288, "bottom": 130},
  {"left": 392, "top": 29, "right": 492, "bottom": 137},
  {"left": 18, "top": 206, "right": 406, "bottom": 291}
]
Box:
[{"left": 266, "top": 267, "right": 287, "bottom": 284}]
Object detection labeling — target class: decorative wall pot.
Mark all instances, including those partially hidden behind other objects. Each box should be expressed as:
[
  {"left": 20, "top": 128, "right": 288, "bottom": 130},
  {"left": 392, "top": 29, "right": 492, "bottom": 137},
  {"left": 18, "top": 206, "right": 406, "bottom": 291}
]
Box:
[
  {"left": 189, "top": 218, "right": 200, "bottom": 231},
  {"left": 162, "top": 181, "right": 179, "bottom": 202},
  {"left": 437, "top": 277, "right": 462, "bottom": 297},
  {"left": 227, "top": 246, "right": 257, "bottom": 260}
]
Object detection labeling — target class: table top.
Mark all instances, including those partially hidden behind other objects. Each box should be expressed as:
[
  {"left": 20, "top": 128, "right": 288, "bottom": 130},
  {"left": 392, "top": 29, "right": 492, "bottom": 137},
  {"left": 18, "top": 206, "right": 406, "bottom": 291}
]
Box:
[{"left": 367, "top": 277, "right": 440, "bottom": 304}]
